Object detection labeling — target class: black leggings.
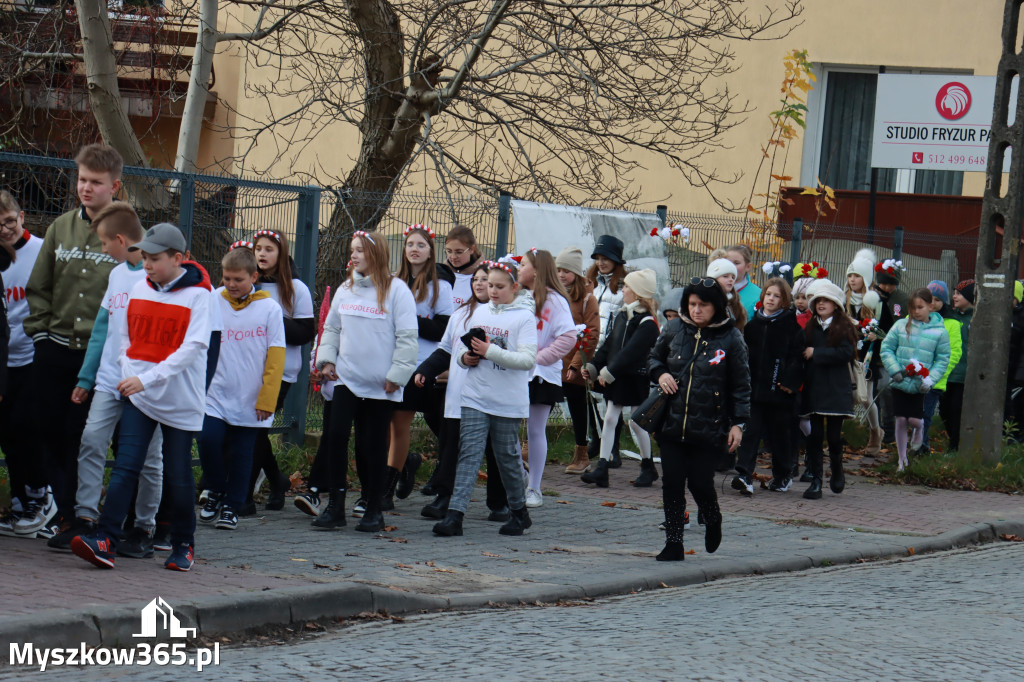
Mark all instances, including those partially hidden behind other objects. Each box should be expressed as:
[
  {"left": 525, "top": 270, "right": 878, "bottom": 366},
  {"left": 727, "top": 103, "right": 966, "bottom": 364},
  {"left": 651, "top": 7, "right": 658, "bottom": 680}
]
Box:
[
  {"left": 807, "top": 415, "right": 845, "bottom": 475},
  {"left": 563, "top": 382, "right": 590, "bottom": 447},
  {"left": 736, "top": 402, "right": 794, "bottom": 480},
  {"left": 328, "top": 385, "right": 394, "bottom": 509},
  {"left": 247, "top": 381, "right": 292, "bottom": 502},
  {"left": 940, "top": 382, "right": 965, "bottom": 450},
  {"left": 657, "top": 438, "right": 721, "bottom": 542},
  {"left": 307, "top": 396, "right": 331, "bottom": 491}
]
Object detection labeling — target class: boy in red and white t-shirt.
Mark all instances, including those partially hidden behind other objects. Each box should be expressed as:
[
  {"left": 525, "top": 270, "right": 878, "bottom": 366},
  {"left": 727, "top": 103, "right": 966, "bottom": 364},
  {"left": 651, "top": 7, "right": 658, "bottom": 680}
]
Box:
[
  {"left": 198, "top": 245, "right": 285, "bottom": 530},
  {"left": 71, "top": 223, "right": 211, "bottom": 572}
]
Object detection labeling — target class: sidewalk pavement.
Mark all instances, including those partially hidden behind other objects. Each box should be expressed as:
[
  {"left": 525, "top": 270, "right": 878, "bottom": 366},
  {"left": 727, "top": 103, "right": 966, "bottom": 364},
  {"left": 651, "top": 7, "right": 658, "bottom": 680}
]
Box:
[{"left": 1, "top": 459, "right": 1021, "bottom": 651}]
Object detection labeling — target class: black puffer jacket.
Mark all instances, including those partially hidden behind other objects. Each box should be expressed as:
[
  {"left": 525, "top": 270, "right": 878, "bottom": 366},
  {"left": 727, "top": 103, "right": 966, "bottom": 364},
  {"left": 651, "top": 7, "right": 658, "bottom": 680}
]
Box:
[
  {"left": 744, "top": 308, "right": 804, "bottom": 404},
  {"left": 800, "top": 320, "right": 855, "bottom": 417},
  {"left": 589, "top": 307, "right": 659, "bottom": 406},
  {"left": 648, "top": 316, "right": 750, "bottom": 448}
]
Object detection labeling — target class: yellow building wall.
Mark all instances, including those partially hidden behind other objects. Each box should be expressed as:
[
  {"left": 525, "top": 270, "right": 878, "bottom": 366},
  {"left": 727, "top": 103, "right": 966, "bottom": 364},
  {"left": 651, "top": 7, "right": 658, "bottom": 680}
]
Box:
[{"left": 198, "top": 0, "right": 1007, "bottom": 213}]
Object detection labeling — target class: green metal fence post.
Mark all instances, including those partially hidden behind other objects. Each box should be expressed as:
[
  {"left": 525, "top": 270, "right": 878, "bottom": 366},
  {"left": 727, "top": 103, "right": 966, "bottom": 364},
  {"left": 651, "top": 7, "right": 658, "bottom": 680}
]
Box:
[
  {"left": 893, "top": 225, "right": 904, "bottom": 262},
  {"left": 656, "top": 205, "right": 667, "bottom": 226},
  {"left": 178, "top": 177, "right": 196, "bottom": 247},
  {"left": 282, "top": 185, "right": 322, "bottom": 445},
  {"left": 788, "top": 218, "right": 803, "bottom": 285},
  {"left": 495, "top": 190, "right": 512, "bottom": 257}
]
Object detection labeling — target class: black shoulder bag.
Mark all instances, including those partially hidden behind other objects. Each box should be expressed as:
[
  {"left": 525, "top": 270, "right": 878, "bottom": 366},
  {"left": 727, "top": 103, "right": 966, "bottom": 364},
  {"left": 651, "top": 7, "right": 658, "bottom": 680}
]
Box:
[{"left": 631, "top": 345, "right": 700, "bottom": 435}]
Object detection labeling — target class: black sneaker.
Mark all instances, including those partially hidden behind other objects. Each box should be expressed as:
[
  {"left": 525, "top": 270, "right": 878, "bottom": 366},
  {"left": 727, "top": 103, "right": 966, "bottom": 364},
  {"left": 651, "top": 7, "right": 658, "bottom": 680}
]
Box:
[
  {"left": 799, "top": 469, "right": 814, "bottom": 483},
  {"left": 117, "top": 527, "right": 155, "bottom": 558},
  {"left": 47, "top": 517, "right": 96, "bottom": 550},
  {"left": 215, "top": 506, "right": 238, "bottom": 530},
  {"left": 294, "top": 490, "right": 320, "bottom": 517},
  {"left": 152, "top": 523, "right": 172, "bottom": 552},
  {"left": 352, "top": 498, "right": 367, "bottom": 518},
  {"left": 199, "top": 492, "right": 224, "bottom": 523},
  {"left": 768, "top": 477, "right": 793, "bottom": 492},
  {"left": 731, "top": 475, "right": 754, "bottom": 496}
]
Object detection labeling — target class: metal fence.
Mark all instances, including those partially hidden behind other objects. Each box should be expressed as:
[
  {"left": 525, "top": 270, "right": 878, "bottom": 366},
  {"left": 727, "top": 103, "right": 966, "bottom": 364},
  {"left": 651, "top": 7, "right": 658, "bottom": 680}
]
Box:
[{"left": 0, "top": 151, "right": 320, "bottom": 442}]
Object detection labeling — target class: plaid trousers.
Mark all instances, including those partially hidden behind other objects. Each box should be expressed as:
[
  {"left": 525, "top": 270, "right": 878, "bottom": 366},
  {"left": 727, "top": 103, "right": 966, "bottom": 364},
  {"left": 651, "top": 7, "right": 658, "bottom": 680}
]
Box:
[{"left": 451, "top": 407, "right": 525, "bottom": 513}]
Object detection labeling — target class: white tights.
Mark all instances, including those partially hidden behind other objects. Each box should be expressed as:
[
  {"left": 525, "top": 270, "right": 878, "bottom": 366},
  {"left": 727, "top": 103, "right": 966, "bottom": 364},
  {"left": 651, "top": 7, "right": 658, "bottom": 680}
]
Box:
[
  {"left": 526, "top": 404, "right": 551, "bottom": 492},
  {"left": 600, "top": 401, "right": 651, "bottom": 462}
]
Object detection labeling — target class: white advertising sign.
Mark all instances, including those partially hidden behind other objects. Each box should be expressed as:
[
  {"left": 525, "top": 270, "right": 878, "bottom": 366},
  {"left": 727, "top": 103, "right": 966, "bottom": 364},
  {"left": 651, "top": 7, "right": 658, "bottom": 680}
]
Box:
[{"left": 871, "top": 74, "right": 1016, "bottom": 172}]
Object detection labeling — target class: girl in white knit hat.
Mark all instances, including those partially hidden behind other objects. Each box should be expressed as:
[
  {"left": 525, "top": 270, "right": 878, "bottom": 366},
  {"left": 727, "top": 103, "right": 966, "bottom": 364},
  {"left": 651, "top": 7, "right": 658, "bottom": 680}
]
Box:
[
  {"left": 800, "top": 279, "right": 858, "bottom": 500},
  {"left": 706, "top": 256, "right": 747, "bottom": 331},
  {"left": 845, "top": 248, "right": 876, "bottom": 318},
  {"left": 581, "top": 269, "right": 660, "bottom": 488}
]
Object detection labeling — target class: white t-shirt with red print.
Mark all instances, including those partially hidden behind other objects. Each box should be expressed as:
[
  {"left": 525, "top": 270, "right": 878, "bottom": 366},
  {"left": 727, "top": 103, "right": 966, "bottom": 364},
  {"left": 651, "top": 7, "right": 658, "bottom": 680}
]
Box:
[
  {"left": 530, "top": 290, "right": 576, "bottom": 386},
  {"left": 206, "top": 288, "right": 286, "bottom": 428},
  {"left": 260, "top": 278, "right": 314, "bottom": 384},
  {"left": 94, "top": 261, "right": 148, "bottom": 397},
  {"left": 4, "top": 233, "right": 42, "bottom": 367},
  {"left": 459, "top": 302, "right": 538, "bottom": 419}
]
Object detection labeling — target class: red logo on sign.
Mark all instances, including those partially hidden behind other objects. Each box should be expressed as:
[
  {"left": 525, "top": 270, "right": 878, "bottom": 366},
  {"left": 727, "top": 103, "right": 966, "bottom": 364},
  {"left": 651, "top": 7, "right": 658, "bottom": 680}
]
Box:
[
  {"left": 912, "top": 152, "right": 924, "bottom": 164},
  {"left": 936, "top": 82, "right": 972, "bottom": 120}
]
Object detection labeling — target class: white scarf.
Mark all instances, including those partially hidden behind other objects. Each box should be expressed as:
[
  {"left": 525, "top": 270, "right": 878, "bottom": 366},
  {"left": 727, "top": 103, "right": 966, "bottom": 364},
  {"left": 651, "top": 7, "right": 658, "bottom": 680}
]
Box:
[{"left": 623, "top": 299, "right": 647, "bottom": 320}]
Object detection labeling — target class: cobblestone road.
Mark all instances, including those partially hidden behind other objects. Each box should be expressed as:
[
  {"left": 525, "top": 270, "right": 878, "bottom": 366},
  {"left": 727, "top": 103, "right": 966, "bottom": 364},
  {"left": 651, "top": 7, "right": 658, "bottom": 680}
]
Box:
[{"left": 19, "top": 542, "right": 1024, "bottom": 681}]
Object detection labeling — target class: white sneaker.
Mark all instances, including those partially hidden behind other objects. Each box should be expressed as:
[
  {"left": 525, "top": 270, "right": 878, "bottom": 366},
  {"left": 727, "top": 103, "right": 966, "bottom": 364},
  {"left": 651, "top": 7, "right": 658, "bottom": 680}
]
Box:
[
  {"left": 524, "top": 488, "right": 543, "bottom": 508},
  {"left": 13, "top": 493, "right": 57, "bottom": 536},
  {"left": 198, "top": 489, "right": 212, "bottom": 505},
  {"left": 0, "top": 510, "right": 21, "bottom": 537}
]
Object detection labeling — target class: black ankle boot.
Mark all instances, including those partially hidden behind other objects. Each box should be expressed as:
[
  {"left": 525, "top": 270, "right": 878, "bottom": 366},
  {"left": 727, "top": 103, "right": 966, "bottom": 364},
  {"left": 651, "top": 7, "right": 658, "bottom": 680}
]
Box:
[
  {"left": 355, "top": 499, "right": 385, "bottom": 532},
  {"left": 433, "top": 509, "right": 464, "bottom": 536},
  {"left": 656, "top": 541, "right": 685, "bottom": 561},
  {"left": 803, "top": 477, "right": 823, "bottom": 499},
  {"left": 266, "top": 472, "right": 291, "bottom": 511},
  {"left": 829, "top": 453, "right": 846, "bottom": 494},
  {"left": 381, "top": 467, "right": 400, "bottom": 511},
  {"left": 487, "top": 506, "right": 511, "bottom": 522},
  {"left": 311, "top": 490, "right": 346, "bottom": 529},
  {"left": 421, "top": 493, "right": 450, "bottom": 519},
  {"left": 581, "top": 459, "right": 609, "bottom": 487},
  {"left": 499, "top": 507, "right": 532, "bottom": 536},
  {"left": 704, "top": 503, "right": 720, "bottom": 552},
  {"left": 396, "top": 452, "right": 421, "bottom": 500},
  {"left": 634, "top": 458, "right": 659, "bottom": 487}
]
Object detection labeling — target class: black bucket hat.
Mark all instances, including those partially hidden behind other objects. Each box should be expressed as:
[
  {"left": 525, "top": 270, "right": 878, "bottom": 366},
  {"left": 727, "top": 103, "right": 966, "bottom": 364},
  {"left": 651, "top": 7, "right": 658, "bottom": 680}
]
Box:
[{"left": 590, "top": 234, "right": 625, "bottom": 265}]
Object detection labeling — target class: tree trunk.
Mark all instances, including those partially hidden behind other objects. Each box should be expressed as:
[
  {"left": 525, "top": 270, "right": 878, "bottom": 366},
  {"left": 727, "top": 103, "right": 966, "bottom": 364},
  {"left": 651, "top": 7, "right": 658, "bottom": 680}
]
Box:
[
  {"left": 75, "top": 0, "right": 166, "bottom": 209},
  {"left": 174, "top": 0, "right": 217, "bottom": 175}
]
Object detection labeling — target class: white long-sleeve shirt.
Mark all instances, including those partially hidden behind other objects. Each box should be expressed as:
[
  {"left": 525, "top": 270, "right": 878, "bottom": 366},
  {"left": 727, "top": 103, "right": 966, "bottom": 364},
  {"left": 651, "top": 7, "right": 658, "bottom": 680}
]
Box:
[{"left": 316, "top": 273, "right": 418, "bottom": 402}]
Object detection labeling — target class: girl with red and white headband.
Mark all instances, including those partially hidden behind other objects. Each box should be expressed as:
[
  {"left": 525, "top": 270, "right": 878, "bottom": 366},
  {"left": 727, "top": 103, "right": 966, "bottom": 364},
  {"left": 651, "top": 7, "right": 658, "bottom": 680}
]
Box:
[
  {"left": 432, "top": 256, "right": 538, "bottom": 537},
  {"left": 381, "top": 224, "right": 455, "bottom": 512},
  {"left": 240, "top": 230, "right": 315, "bottom": 514},
  {"left": 313, "top": 231, "right": 418, "bottom": 532}
]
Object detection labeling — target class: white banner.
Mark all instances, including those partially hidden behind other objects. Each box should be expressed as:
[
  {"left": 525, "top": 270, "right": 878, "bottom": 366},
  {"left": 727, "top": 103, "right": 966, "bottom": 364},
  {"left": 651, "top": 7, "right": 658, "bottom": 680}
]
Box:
[{"left": 871, "top": 74, "right": 1016, "bottom": 172}]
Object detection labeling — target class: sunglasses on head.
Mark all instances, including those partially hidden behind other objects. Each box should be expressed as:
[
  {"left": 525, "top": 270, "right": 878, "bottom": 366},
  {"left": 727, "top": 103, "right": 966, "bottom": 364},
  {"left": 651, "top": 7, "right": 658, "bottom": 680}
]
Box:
[{"left": 690, "top": 276, "right": 718, "bottom": 288}]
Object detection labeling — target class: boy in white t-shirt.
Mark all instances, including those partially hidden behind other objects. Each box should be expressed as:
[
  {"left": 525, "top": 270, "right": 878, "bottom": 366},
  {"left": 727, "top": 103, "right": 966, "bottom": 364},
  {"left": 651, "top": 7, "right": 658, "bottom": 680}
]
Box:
[
  {"left": 71, "top": 223, "right": 211, "bottom": 572},
  {"left": 198, "top": 246, "right": 285, "bottom": 530},
  {"left": 47, "top": 204, "right": 164, "bottom": 555}
]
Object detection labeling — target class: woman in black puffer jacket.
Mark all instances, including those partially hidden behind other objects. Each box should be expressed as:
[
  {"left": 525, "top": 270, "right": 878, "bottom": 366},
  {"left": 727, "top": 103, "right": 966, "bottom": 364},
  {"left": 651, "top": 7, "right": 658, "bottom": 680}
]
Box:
[{"left": 648, "top": 278, "right": 750, "bottom": 561}]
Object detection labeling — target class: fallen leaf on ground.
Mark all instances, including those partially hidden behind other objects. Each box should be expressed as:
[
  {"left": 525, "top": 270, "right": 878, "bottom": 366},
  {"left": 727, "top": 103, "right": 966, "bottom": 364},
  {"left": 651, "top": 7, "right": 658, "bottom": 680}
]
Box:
[
  {"left": 907, "top": 547, "right": 915, "bottom": 556},
  {"left": 289, "top": 557, "right": 308, "bottom": 562},
  {"left": 620, "top": 504, "right": 639, "bottom": 510},
  {"left": 395, "top": 563, "right": 412, "bottom": 569},
  {"left": 433, "top": 568, "right": 455, "bottom": 573},
  {"left": 556, "top": 500, "right": 572, "bottom": 505},
  {"left": 391, "top": 616, "right": 405, "bottom": 623},
  {"left": 482, "top": 551, "right": 501, "bottom": 557},
  {"left": 388, "top": 537, "right": 408, "bottom": 543},
  {"left": 601, "top": 501, "right": 617, "bottom": 507},
  {"left": 685, "top": 549, "right": 696, "bottom": 555},
  {"left": 1000, "top": 534, "right": 1024, "bottom": 542},
  {"left": 383, "top": 525, "right": 398, "bottom": 532},
  {"left": 658, "top": 582, "right": 670, "bottom": 589},
  {"left": 288, "top": 471, "right": 304, "bottom": 487},
  {"left": 425, "top": 560, "right": 435, "bottom": 567}
]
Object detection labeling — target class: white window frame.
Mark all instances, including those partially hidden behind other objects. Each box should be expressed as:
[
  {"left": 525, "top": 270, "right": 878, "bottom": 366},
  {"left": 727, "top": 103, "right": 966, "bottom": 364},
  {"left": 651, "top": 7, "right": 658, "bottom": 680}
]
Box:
[{"left": 800, "top": 64, "right": 972, "bottom": 193}]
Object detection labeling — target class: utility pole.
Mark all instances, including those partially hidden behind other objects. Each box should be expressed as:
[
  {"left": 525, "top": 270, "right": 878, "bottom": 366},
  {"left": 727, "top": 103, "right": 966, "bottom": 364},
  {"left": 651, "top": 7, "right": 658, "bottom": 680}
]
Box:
[{"left": 959, "top": 0, "right": 1024, "bottom": 463}]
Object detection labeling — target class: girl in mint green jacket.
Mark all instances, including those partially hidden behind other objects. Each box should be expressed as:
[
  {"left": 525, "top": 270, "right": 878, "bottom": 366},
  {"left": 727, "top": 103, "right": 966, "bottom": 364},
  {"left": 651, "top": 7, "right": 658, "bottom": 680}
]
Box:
[{"left": 880, "top": 288, "right": 951, "bottom": 471}]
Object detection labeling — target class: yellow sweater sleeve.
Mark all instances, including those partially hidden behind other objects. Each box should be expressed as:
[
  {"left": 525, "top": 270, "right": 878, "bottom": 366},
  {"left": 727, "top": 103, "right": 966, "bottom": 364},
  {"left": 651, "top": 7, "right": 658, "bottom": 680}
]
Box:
[{"left": 256, "top": 346, "right": 287, "bottom": 412}]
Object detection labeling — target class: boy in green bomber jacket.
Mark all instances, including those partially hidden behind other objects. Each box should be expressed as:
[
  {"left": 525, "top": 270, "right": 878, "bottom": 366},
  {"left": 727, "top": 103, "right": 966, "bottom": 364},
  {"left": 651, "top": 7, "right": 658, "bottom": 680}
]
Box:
[{"left": 17, "top": 144, "right": 122, "bottom": 536}]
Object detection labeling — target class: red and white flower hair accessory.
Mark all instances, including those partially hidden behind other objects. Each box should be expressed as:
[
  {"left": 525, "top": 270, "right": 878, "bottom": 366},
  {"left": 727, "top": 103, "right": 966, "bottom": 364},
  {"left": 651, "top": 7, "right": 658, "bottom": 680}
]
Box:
[
  {"left": 353, "top": 230, "right": 376, "bottom": 245},
  {"left": 404, "top": 224, "right": 435, "bottom": 239},
  {"left": 253, "top": 229, "right": 282, "bottom": 243},
  {"left": 875, "top": 259, "right": 905, "bottom": 276},
  {"left": 229, "top": 240, "right": 254, "bottom": 251},
  {"left": 650, "top": 224, "right": 690, "bottom": 245}
]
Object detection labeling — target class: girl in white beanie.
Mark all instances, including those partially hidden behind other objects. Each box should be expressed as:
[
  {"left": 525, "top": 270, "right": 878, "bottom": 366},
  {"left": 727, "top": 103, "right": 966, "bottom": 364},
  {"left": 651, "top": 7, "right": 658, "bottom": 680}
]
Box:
[
  {"left": 845, "top": 248, "right": 876, "bottom": 317},
  {"left": 800, "top": 279, "right": 858, "bottom": 500},
  {"left": 581, "top": 269, "right": 660, "bottom": 488},
  {"left": 707, "top": 257, "right": 747, "bottom": 331}
]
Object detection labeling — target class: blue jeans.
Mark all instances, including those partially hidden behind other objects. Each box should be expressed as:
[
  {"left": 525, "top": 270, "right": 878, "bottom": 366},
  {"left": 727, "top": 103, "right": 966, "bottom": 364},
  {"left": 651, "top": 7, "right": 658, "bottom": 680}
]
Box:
[
  {"left": 199, "top": 416, "right": 258, "bottom": 510},
  {"left": 98, "top": 401, "right": 196, "bottom": 548},
  {"left": 921, "top": 389, "right": 943, "bottom": 448}
]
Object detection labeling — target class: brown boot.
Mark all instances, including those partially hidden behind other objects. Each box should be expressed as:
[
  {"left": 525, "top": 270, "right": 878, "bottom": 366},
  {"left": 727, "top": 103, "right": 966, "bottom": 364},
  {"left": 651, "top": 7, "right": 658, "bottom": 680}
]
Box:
[
  {"left": 865, "top": 427, "right": 883, "bottom": 456},
  {"left": 565, "top": 445, "right": 590, "bottom": 474}
]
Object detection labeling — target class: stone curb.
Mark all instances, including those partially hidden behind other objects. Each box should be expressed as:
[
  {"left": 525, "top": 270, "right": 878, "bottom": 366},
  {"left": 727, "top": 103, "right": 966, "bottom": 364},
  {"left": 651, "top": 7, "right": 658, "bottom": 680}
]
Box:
[{"left": 2, "top": 518, "right": 1022, "bottom": 653}]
